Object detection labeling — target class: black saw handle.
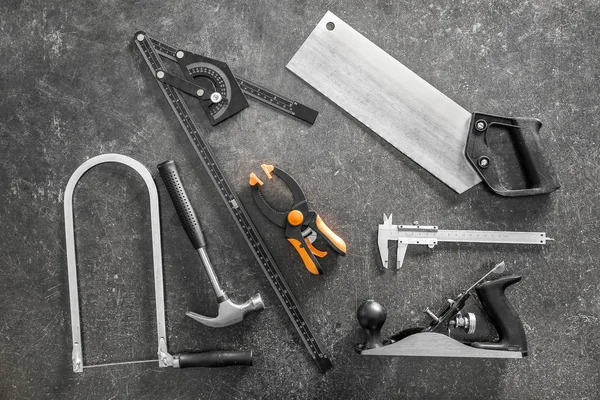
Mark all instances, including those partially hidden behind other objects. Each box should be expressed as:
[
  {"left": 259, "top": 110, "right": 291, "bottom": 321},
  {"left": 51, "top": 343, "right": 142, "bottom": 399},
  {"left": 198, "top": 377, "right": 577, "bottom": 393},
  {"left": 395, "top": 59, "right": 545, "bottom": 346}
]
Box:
[
  {"left": 465, "top": 113, "right": 560, "bottom": 196},
  {"left": 471, "top": 275, "right": 528, "bottom": 356},
  {"left": 157, "top": 160, "right": 206, "bottom": 250},
  {"left": 176, "top": 351, "right": 253, "bottom": 368}
]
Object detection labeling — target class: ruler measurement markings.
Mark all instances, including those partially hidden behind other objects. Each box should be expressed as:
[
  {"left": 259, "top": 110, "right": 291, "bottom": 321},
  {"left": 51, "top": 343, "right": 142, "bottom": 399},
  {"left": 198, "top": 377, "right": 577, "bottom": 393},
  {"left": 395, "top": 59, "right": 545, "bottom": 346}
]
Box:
[
  {"left": 236, "top": 77, "right": 295, "bottom": 106},
  {"left": 395, "top": 228, "right": 546, "bottom": 243}
]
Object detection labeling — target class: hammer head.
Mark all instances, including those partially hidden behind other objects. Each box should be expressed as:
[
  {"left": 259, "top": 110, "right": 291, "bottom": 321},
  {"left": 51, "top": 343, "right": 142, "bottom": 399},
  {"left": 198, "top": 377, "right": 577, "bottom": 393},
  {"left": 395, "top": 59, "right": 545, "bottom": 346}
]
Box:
[{"left": 186, "top": 294, "right": 264, "bottom": 328}]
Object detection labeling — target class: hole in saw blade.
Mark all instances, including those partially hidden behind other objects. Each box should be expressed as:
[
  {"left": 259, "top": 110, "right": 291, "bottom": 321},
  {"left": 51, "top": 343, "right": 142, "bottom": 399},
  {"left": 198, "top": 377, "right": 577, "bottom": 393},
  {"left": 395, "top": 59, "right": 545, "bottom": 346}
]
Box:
[
  {"left": 486, "top": 123, "right": 529, "bottom": 190},
  {"left": 326, "top": 22, "right": 335, "bottom": 31}
]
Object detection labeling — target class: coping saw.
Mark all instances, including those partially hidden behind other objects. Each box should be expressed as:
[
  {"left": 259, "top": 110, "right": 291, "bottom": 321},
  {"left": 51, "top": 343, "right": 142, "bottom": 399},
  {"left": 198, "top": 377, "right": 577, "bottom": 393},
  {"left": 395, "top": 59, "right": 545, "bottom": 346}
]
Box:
[
  {"left": 64, "top": 154, "right": 253, "bottom": 372},
  {"left": 379, "top": 214, "right": 552, "bottom": 269},
  {"left": 287, "top": 11, "right": 560, "bottom": 196},
  {"left": 134, "top": 32, "right": 333, "bottom": 373}
]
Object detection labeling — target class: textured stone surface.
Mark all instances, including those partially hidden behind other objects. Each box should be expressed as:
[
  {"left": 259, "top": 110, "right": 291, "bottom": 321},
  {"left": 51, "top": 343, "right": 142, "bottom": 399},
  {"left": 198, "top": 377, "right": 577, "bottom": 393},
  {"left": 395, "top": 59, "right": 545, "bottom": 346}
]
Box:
[{"left": 1, "top": 0, "right": 598, "bottom": 399}]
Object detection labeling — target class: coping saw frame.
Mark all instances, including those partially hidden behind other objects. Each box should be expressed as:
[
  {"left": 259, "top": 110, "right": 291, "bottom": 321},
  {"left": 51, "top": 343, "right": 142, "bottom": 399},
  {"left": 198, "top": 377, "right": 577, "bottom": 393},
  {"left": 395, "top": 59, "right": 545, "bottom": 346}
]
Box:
[{"left": 64, "top": 154, "right": 171, "bottom": 372}]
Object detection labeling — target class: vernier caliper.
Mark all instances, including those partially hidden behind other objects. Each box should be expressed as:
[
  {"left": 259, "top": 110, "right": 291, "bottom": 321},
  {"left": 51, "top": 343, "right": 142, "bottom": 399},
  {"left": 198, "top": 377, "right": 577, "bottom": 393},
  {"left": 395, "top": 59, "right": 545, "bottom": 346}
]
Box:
[{"left": 378, "top": 214, "right": 552, "bottom": 269}]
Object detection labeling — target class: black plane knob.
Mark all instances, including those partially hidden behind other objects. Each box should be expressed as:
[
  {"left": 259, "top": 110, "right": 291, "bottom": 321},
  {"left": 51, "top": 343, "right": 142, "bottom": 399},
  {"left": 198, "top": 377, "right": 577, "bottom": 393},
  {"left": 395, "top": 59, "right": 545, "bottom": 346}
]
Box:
[{"left": 356, "top": 300, "right": 387, "bottom": 351}]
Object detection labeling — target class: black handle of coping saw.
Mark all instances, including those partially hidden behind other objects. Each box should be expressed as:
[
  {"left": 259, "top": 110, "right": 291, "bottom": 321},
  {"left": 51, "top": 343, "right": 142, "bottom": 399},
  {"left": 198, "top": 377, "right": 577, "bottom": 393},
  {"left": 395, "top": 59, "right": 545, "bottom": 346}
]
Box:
[
  {"left": 157, "top": 160, "right": 206, "bottom": 250},
  {"left": 176, "top": 350, "right": 253, "bottom": 368}
]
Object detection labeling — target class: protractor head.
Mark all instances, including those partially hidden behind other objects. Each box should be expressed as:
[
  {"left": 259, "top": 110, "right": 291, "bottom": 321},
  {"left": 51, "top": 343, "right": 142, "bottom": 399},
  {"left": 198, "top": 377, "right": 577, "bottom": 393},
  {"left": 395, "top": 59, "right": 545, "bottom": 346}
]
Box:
[{"left": 176, "top": 50, "right": 249, "bottom": 125}]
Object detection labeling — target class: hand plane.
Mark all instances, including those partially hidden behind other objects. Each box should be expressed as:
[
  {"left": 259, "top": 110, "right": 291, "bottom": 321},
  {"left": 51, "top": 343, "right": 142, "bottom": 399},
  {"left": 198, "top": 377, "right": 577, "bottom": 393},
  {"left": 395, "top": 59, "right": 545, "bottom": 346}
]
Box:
[{"left": 355, "top": 262, "right": 528, "bottom": 359}]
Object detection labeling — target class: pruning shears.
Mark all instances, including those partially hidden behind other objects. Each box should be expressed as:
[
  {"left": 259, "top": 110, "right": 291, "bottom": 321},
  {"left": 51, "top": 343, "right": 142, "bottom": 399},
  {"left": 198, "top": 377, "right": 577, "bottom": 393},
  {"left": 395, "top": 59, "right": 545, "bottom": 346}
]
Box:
[{"left": 249, "top": 164, "right": 347, "bottom": 275}]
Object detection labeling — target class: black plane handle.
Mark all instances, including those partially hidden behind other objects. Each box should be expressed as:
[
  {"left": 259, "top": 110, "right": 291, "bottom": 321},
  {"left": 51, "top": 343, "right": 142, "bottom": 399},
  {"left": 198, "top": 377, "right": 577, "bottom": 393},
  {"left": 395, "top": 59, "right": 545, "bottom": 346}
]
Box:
[
  {"left": 471, "top": 275, "right": 528, "bottom": 356},
  {"left": 175, "top": 351, "right": 253, "bottom": 368},
  {"left": 157, "top": 160, "right": 206, "bottom": 250},
  {"left": 465, "top": 113, "right": 560, "bottom": 197}
]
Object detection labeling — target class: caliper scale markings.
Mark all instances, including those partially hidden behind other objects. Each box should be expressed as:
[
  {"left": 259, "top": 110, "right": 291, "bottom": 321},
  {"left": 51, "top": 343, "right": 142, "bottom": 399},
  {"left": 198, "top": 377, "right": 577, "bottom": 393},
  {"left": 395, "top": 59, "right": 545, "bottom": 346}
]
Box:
[{"left": 378, "top": 214, "right": 552, "bottom": 269}]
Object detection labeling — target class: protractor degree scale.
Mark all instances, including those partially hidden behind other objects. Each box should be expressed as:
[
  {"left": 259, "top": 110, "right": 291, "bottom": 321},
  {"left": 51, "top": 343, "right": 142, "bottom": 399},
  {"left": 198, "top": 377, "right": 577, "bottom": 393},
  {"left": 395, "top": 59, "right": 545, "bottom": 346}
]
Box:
[{"left": 145, "top": 34, "right": 317, "bottom": 125}]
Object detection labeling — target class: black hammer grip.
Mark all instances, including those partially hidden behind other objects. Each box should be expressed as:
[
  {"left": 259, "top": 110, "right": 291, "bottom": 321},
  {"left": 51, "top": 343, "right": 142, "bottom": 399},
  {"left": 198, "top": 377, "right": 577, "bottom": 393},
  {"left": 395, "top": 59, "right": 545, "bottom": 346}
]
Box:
[
  {"left": 157, "top": 160, "right": 206, "bottom": 250},
  {"left": 176, "top": 351, "right": 253, "bottom": 368}
]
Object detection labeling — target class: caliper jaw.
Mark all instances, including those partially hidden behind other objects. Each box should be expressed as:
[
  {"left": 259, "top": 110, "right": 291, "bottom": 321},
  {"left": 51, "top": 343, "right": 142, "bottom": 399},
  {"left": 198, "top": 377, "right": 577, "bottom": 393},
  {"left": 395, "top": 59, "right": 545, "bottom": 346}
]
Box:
[{"left": 378, "top": 214, "right": 438, "bottom": 269}]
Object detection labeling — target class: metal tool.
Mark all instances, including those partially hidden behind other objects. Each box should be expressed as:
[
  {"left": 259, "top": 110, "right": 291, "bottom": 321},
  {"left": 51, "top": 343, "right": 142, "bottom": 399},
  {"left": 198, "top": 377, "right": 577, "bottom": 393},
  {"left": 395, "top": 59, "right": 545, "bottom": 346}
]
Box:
[
  {"left": 249, "top": 164, "right": 346, "bottom": 275},
  {"left": 135, "top": 34, "right": 333, "bottom": 373},
  {"left": 157, "top": 160, "right": 264, "bottom": 328},
  {"left": 64, "top": 154, "right": 253, "bottom": 372},
  {"left": 356, "top": 262, "right": 529, "bottom": 358},
  {"left": 136, "top": 31, "right": 318, "bottom": 126},
  {"left": 287, "top": 11, "right": 560, "bottom": 196},
  {"left": 378, "top": 214, "right": 552, "bottom": 269}
]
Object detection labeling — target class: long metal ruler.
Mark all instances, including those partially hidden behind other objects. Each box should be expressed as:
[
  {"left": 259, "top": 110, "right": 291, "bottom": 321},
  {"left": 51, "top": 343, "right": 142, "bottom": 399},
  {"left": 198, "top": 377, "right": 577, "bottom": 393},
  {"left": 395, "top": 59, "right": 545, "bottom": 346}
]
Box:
[
  {"left": 379, "top": 214, "right": 551, "bottom": 269},
  {"left": 134, "top": 32, "right": 333, "bottom": 373},
  {"left": 148, "top": 37, "right": 318, "bottom": 124}
]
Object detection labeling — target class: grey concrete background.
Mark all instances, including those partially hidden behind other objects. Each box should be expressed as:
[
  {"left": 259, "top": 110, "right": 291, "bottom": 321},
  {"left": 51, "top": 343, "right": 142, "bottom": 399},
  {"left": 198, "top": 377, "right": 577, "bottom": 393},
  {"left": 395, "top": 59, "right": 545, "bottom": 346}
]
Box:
[{"left": 1, "top": 0, "right": 598, "bottom": 399}]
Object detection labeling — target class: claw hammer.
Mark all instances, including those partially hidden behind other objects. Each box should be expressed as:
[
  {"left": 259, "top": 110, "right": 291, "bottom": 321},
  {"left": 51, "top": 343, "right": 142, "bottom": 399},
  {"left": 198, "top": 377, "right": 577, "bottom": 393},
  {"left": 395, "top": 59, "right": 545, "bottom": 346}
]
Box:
[{"left": 158, "top": 160, "right": 264, "bottom": 328}]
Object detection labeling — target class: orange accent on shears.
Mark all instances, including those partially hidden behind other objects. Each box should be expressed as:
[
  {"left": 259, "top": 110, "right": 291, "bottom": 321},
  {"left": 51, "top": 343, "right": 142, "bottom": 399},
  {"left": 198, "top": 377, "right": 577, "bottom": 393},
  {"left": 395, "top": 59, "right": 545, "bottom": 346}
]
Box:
[
  {"left": 287, "top": 238, "right": 322, "bottom": 275},
  {"left": 305, "top": 239, "right": 328, "bottom": 258},
  {"left": 261, "top": 164, "right": 274, "bottom": 179},
  {"left": 315, "top": 215, "right": 347, "bottom": 254},
  {"left": 287, "top": 210, "right": 304, "bottom": 226},
  {"left": 249, "top": 173, "right": 263, "bottom": 187}
]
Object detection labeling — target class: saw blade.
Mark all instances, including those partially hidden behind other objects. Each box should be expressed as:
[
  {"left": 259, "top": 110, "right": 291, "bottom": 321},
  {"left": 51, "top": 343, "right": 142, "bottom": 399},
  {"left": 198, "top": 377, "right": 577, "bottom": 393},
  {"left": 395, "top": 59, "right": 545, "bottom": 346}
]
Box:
[{"left": 287, "top": 11, "right": 481, "bottom": 193}]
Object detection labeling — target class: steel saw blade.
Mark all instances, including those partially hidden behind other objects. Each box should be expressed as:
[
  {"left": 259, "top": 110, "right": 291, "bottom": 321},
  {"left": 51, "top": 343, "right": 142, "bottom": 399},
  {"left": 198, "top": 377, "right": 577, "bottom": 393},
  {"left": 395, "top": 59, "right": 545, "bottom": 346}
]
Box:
[{"left": 287, "top": 11, "right": 481, "bottom": 193}]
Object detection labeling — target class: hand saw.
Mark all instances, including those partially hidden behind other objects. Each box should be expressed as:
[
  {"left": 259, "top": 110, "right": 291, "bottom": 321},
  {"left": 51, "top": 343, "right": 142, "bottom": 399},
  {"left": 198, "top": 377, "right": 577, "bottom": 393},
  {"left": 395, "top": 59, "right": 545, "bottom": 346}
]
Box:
[
  {"left": 287, "top": 12, "right": 560, "bottom": 196},
  {"left": 134, "top": 32, "right": 333, "bottom": 373},
  {"left": 139, "top": 32, "right": 318, "bottom": 125}
]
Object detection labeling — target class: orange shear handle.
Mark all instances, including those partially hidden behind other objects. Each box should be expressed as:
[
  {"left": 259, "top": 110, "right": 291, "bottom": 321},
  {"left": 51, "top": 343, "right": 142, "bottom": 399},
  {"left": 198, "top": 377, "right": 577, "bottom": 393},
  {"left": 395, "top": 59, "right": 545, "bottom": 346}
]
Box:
[
  {"left": 287, "top": 238, "right": 323, "bottom": 275},
  {"left": 315, "top": 215, "right": 347, "bottom": 255}
]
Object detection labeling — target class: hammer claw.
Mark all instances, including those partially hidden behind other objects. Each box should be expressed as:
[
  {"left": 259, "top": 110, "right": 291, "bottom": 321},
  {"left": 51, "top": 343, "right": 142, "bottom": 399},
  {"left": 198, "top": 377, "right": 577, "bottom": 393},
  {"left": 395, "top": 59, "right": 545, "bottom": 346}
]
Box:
[{"left": 186, "top": 294, "right": 264, "bottom": 328}]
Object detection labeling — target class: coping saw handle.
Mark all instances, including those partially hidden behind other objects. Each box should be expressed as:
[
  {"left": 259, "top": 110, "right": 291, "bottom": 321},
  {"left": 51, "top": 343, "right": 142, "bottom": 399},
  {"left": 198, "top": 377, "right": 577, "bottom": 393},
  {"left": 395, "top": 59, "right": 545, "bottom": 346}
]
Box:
[
  {"left": 157, "top": 160, "right": 206, "bottom": 250},
  {"left": 175, "top": 350, "right": 253, "bottom": 368},
  {"left": 465, "top": 113, "right": 560, "bottom": 197},
  {"left": 471, "top": 275, "right": 528, "bottom": 355}
]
